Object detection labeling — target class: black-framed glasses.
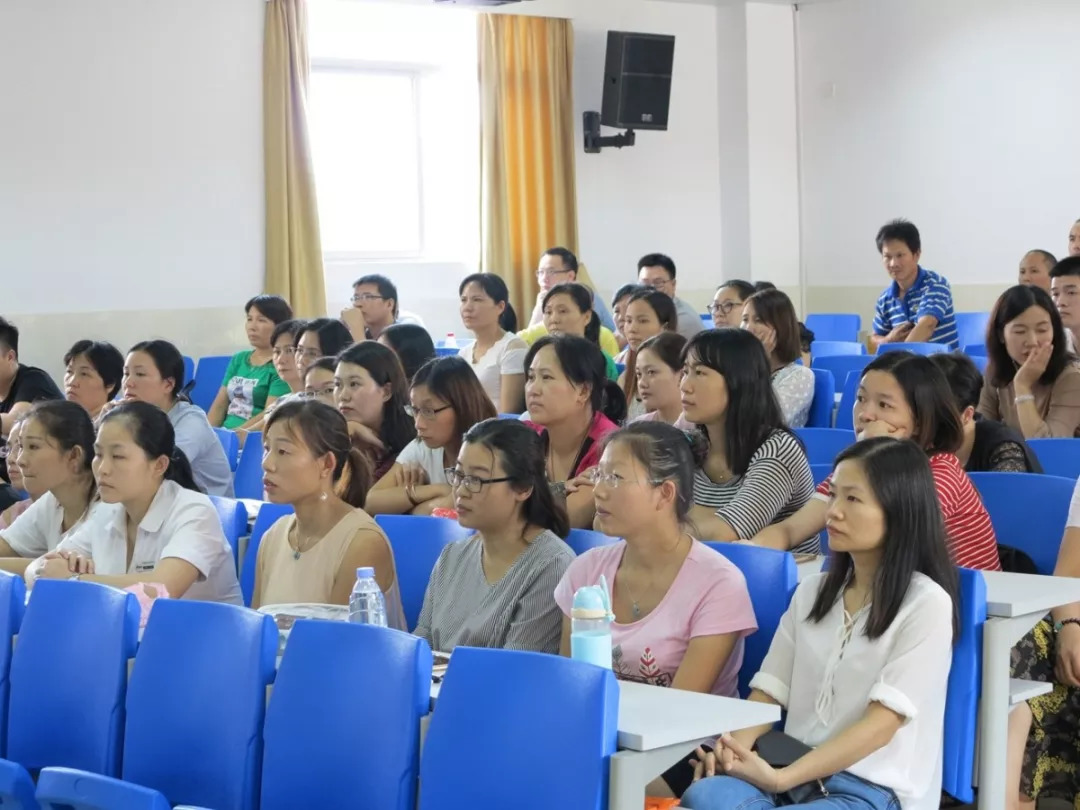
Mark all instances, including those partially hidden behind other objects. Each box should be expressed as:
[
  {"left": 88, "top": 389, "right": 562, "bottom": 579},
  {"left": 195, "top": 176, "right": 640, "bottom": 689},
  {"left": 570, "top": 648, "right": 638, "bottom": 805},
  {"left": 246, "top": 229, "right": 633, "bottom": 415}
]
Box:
[
  {"left": 351, "top": 293, "right": 386, "bottom": 304},
  {"left": 707, "top": 301, "right": 738, "bottom": 315},
  {"left": 445, "top": 468, "right": 514, "bottom": 494},
  {"left": 536, "top": 268, "right": 571, "bottom": 280},
  {"left": 405, "top": 404, "right": 452, "bottom": 420}
]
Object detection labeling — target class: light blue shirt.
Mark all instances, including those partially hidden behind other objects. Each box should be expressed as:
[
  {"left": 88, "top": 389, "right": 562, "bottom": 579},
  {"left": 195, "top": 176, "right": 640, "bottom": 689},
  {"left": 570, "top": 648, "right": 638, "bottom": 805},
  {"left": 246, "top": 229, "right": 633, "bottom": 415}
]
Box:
[{"left": 169, "top": 401, "right": 235, "bottom": 498}]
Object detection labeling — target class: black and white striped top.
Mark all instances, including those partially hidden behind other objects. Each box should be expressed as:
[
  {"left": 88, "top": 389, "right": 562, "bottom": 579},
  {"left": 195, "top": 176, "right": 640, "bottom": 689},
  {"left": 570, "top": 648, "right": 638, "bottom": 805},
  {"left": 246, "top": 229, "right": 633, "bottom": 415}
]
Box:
[
  {"left": 415, "top": 530, "right": 574, "bottom": 654},
  {"left": 692, "top": 430, "right": 818, "bottom": 554}
]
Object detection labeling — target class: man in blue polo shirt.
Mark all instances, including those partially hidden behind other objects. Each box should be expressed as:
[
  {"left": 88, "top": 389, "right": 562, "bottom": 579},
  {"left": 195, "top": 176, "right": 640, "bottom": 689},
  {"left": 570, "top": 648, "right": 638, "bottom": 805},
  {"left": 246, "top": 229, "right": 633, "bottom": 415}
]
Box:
[{"left": 870, "top": 219, "right": 958, "bottom": 350}]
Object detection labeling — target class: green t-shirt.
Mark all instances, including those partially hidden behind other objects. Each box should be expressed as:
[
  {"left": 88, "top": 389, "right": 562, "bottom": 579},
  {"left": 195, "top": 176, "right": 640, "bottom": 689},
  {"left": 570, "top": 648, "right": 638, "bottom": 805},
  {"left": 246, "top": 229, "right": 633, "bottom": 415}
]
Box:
[
  {"left": 220, "top": 350, "right": 290, "bottom": 429},
  {"left": 603, "top": 352, "right": 619, "bottom": 382}
]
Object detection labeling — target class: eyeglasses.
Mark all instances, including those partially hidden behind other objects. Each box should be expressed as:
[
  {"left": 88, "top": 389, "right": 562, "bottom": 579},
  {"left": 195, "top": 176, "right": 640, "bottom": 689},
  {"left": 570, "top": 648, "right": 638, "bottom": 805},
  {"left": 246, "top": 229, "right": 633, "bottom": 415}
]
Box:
[
  {"left": 584, "top": 468, "right": 663, "bottom": 489},
  {"left": 405, "top": 404, "right": 452, "bottom": 421},
  {"left": 641, "top": 277, "right": 672, "bottom": 290},
  {"left": 445, "top": 468, "right": 514, "bottom": 494},
  {"left": 351, "top": 294, "right": 386, "bottom": 304},
  {"left": 536, "top": 269, "right": 571, "bottom": 280},
  {"left": 707, "top": 301, "right": 739, "bottom": 315},
  {"left": 300, "top": 386, "right": 335, "bottom": 400},
  {"left": 297, "top": 348, "right": 323, "bottom": 360}
]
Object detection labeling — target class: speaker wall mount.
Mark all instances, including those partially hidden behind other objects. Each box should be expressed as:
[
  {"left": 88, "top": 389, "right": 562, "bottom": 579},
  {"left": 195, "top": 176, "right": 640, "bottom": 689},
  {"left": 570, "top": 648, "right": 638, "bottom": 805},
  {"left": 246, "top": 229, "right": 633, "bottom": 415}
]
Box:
[{"left": 583, "top": 111, "right": 636, "bottom": 154}]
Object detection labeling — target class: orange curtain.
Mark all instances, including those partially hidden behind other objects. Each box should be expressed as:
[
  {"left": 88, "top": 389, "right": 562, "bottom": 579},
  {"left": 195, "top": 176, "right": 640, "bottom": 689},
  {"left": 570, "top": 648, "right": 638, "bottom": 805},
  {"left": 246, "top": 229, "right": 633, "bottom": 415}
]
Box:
[
  {"left": 478, "top": 14, "right": 579, "bottom": 320},
  {"left": 263, "top": 0, "right": 326, "bottom": 317}
]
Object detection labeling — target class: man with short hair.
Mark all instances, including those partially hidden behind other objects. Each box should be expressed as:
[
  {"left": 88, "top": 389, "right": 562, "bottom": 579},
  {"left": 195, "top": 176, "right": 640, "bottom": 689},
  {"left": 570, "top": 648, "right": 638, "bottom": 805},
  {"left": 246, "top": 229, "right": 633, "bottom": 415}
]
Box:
[
  {"left": 1018, "top": 249, "right": 1056, "bottom": 292},
  {"left": 340, "top": 274, "right": 424, "bottom": 341},
  {"left": 0, "top": 317, "right": 63, "bottom": 509},
  {"left": 1050, "top": 256, "right": 1080, "bottom": 354},
  {"left": 527, "top": 247, "right": 615, "bottom": 332},
  {"left": 870, "top": 219, "right": 958, "bottom": 350},
  {"left": 636, "top": 253, "right": 703, "bottom": 340}
]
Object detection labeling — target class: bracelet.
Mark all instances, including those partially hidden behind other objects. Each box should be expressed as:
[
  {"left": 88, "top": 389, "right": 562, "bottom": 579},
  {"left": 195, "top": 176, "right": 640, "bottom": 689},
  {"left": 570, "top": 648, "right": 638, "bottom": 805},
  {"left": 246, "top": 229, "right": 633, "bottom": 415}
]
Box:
[
  {"left": 1054, "top": 618, "right": 1080, "bottom": 633},
  {"left": 1014, "top": 394, "right": 1035, "bottom": 405}
]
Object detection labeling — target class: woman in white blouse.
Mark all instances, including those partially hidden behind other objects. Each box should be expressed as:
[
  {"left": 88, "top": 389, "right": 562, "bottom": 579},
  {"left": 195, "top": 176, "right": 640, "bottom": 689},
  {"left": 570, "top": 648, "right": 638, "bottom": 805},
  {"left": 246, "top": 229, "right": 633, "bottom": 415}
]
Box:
[
  {"left": 740, "top": 289, "right": 816, "bottom": 428},
  {"left": 0, "top": 401, "right": 103, "bottom": 573},
  {"left": 681, "top": 437, "right": 958, "bottom": 810},
  {"left": 27, "top": 401, "right": 242, "bottom": 604},
  {"left": 458, "top": 274, "right": 527, "bottom": 414}
]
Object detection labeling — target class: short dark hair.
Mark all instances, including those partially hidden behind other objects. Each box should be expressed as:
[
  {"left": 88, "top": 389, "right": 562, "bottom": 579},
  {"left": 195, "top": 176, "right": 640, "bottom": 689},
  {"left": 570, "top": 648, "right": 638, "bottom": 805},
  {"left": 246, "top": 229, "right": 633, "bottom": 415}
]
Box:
[
  {"left": 744, "top": 289, "right": 802, "bottom": 365},
  {"left": 304, "top": 356, "right": 337, "bottom": 376},
  {"left": 626, "top": 288, "right": 677, "bottom": 332},
  {"left": 297, "top": 318, "right": 354, "bottom": 359},
  {"left": 543, "top": 283, "right": 602, "bottom": 345},
  {"left": 752, "top": 280, "right": 776, "bottom": 293},
  {"left": 459, "top": 273, "right": 518, "bottom": 333},
  {"left": 637, "top": 253, "right": 677, "bottom": 279},
  {"left": 0, "top": 317, "right": 19, "bottom": 356},
  {"left": 245, "top": 295, "right": 293, "bottom": 325},
  {"left": 1026, "top": 249, "right": 1057, "bottom": 268},
  {"left": 637, "top": 332, "right": 687, "bottom": 373},
  {"left": 875, "top": 219, "right": 922, "bottom": 255},
  {"left": 63, "top": 340, "right": 125, "bottom": 400},
  {"left": 1050, "top": 256, "right": 1080, "bottom": 280},
  {"left": 611, "top": 283, "right": 646, "bottom": 309},
  {"left": 411, "top": 356, "right": 498, "bottom": 444},
  {"left": 717, "top": 280, "right": 755, "bottom": 301},
  {"left": 271, "top": 319, "right": 306, "bottom": 347},
  {"left": 354, "top": 274, "right": 399, "bottom": 317},
  {"left": 543, "top": 247, "right": 578, "bottom": 274},
  {"left": 525, "top": 335, "right": 627, "bottom": 425},
  {"left": 986, "top": 285, "right": 1071, "bottom": 389},
  {"left": 929, "top": 353, "right": 983, "bottom": 411},
  {"left": 860, "top": 351, "right": 963, "bottom": 455},
  {"left": 379, "top": 323, "right": 436, "bottom": 382}
]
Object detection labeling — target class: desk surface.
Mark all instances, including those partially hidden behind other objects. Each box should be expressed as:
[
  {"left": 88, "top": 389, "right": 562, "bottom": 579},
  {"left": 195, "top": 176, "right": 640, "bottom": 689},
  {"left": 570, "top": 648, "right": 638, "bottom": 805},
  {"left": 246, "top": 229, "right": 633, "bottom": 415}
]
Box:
[{"left": 982, "top": 570, "right": 1080, "bottom": 618}]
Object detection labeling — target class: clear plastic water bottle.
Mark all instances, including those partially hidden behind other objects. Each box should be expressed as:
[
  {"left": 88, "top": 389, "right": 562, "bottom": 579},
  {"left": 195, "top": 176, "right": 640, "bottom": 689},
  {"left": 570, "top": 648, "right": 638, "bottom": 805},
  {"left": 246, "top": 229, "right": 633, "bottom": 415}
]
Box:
[
  {"left": 348, "top": 567, "right": 387, "bottom": 627},
  {"left": 444, "top": 332, "right": 459, "bottom": 349},
  {"left": 570, "top": 575, "right": 614, "bottom": 669}
]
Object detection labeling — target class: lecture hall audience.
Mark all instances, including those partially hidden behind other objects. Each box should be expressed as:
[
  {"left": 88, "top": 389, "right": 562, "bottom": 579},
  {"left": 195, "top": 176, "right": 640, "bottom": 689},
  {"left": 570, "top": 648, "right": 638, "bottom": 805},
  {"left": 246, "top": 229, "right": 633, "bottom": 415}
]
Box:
[
  {"left": 637, "top": 253, "right": 705, "bottom": 341},
  {"left": 456, "top": 273, "right": 527, "bottom": 414},
  {"left": 341, "top": 273, "right": 425, "bottom": 342},
  {"left": 527, "top": 247, "right": 617, "bottom": 333},
  {"left": 377, "top": 323, "right": 436, "bottom": 383},
  {"left": 740, "top": 289, "right": 816, "bottom": 428},
  {"left": 708, "top": 279, "right": 755, "bottom": 329},
  {"left": 62, "top": 340, "right": 124, "bottom": 422},
  {"left": 609, "top": 283, "right": 644, "bottom": 351},
  {"left": 537, "top": 283, "right": 620, "bottom": 380},
  {"left": 628, "top": 332, "right": 687, "bottom": 426},
  {"left": 620, "top": 288, "right": 678, "bottom": 420}
]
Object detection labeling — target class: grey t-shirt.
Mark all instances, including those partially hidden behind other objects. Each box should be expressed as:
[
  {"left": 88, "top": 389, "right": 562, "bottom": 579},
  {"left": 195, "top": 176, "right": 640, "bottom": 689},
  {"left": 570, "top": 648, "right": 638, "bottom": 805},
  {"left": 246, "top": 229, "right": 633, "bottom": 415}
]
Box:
[
  {"left": 415, "top": 529, "right": 574, "bottom": 654},
  {"left": 169, "top": 401, "right": 235, "bottom": 498},
  {"left": 673, "top": 296, "right": 705, "bottom": 340}
]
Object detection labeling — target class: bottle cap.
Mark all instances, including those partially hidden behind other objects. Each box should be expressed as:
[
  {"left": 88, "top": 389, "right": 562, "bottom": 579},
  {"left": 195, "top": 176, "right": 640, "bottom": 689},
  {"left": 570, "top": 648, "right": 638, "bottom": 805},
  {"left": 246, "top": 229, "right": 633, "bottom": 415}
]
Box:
[
  {"left": 356, "top": 567, "right": 375, "bottom": 579},
  {"left": 570, "top": 575, "right": 613, "bottom": 621}
]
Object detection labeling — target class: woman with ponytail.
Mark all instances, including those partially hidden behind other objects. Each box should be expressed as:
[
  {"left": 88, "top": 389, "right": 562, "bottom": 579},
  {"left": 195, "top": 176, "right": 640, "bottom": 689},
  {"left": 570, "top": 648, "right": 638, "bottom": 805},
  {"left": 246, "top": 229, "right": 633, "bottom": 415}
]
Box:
[
  {"left": 536, "top": 283, "right": 621, "bottom": 381},
  {"left": 27, "top": 401, "right": 241, "bottom": 603},
  {"left": 252, "top": 400, "right": 406, "bottom": 626},
  {"left": 457, "top": 273, "right": 528, "bottom": 413},
  {"left": 620, "top": 288, "right": 678, "bottom": 420}
]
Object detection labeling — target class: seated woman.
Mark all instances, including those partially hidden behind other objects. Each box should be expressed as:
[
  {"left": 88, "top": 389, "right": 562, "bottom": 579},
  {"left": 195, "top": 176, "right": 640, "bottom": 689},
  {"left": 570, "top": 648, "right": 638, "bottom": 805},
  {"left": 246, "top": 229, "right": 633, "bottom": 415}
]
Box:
[
  {"left": 238, "top": 319, "right": 308, "bottom": 435},
  {"left": 62, "top": 340, "right": 124, "bottom": 421},
  {"left": 366, "top": 356, "right": 496, "bottom": 516},
  {"left": 681, "top": 329, "right": 816, "bottom": 551},
  {"left": 0, "top": 401, "right": 103, "bottom": 573},
  {"left": 931, "top": 352, "right": 1042, "bottom": 473},
  {"left": 629, "top": 332, "right": 688, "bottom": 425},
  {"left": 708, "top": 279, "right": 755, "bottom": 329},
  {"left": 754, "top": 351, "right": 1002, "bottom": 571},
  {"left": 534, "top": 283, "right": 620, "bottom": 380},
  {"left": 457, "top": 273, "right": 527, "bottom": 414},
  {"left": 740, "top": 289, "right": 816, "bottom": 428},
  {"left": 555, "top": 421, "right": 757, "bottom": 797},
  {"left": 252, "top": 400, "right": 406, "bottom": 628},
  {"left": 207, "top": 295, "right": 294, "bottom": 431},
  {"left": 621, "top": 288, "right": 678, "bottom": 420},
  {"left": 28, "top": 401, "right": 242, "bottom": 603},
  {"left": 979, "top": 285, "right": 1080, "bottom": 438},
  {"left": 0, "top": 420, "right": 33, "bottom": 530},
  {"left": 378, "top": 323, "right": 436, "bottom": 383},
  {"left": 335, "top": 341, "right": 416, "bottom": 481},
  {"left": 681, "top": 438, "right": 958, "bottom": 810},
  {"left": 416, "top": 418, "right": 574, "bottom": 653},
  {"left": 295, "top": 317, "right": 354, "bottom": 381},
  {"left": 610, "top": 283, "right": 646, "bottom": 352},
  {"left": 523, "top": 334, "right": 625, "bottom": 528},
  {"left": 520, "top": 286, "right": 622, "bottom": 360},
  {"left": 302, "top": 357, "right": 337, "bottom": 406},
  {"left": 116, "top": 340, "right": 233, "bottom": 497}
]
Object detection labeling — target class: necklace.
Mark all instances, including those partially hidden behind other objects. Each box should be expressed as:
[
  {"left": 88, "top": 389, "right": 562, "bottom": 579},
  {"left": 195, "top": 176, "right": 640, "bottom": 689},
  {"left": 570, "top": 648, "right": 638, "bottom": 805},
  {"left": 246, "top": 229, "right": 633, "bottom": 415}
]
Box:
[
  {"left": 289, "top": 524, "right": 321, "bottom": 560},
  {"left": 622, "top": 534, "right": 688, "bottom": 620}
]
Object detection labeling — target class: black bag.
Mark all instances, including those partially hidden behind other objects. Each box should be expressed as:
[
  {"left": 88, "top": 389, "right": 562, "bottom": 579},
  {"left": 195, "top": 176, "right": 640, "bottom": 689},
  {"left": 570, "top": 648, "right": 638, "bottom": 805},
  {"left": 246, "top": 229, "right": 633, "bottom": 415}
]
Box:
[{"left": 754, "top": 731, "right": 829, "bottom": 802}]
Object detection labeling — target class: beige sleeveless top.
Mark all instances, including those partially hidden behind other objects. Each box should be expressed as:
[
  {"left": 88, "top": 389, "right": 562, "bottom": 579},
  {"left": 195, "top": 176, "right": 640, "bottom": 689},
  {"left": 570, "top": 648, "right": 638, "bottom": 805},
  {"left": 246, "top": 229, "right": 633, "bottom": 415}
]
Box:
[{"left": 256, "top": 509, "right": 406, "bottom": 631}]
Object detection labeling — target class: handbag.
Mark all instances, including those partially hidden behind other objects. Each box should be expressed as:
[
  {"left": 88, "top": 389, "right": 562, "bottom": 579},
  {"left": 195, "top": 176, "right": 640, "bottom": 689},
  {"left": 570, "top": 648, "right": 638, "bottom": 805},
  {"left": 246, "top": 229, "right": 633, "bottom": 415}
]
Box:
[{"left": 753, "top": 730, "right": 829, "bottom": 802}]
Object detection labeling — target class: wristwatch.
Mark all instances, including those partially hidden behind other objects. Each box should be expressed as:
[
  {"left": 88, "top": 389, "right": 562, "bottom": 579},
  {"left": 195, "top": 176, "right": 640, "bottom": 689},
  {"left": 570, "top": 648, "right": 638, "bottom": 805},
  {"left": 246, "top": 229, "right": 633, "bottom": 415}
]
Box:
[
  {"left": 68, "top": 574, "right": 81, "bottom": 582},
  {"left": 1054, "top": 618, "right": 1080, "bottom": 632}
]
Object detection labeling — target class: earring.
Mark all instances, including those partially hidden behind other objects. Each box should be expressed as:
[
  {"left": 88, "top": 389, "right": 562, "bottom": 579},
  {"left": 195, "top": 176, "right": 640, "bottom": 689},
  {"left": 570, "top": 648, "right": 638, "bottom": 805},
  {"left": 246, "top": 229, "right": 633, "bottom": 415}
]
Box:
[{"left": 319, "top": 489, "right": 328, "bottom": 502}]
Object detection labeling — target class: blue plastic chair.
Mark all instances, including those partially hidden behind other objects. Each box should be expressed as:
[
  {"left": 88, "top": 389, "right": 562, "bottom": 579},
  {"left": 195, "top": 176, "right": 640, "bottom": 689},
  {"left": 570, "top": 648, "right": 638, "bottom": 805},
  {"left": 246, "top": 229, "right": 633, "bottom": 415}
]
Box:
[
  {"left": 375, "top": 515, "right": 471, "bottom": 632},
  {"left": 0, "top": 572, "right": 26, "bottom": 758},
  {"left": 807, "top": 369, "right": 836, "bottom": 429},
  {"left": 835, "top": 370, "right": 861, "bottom": 432},
  {"left": 954, "top": 312, "right": 989, "bottom": 353},
  {"left": 876, "top": 342, "right": 949, "bottom": 356},
  {"left": 262, "top": 621, "right": 432, "bottom": 810},
  {"left": 3, "top": 581, "right": 138, "bottom": 785},
  {"left": 214, "top": 428, "right": 240, "bottom": 472},
  {"left": 794, "top": 428, "right": 856, "bottom": 466},
  {"left": 968, "top": 354, "right": 988, "bottom": 374},
  {"left": 190, "top": 355, "right": 230, "bottom": 413},
  {"left": 968, "top": 472, "right": 1074, "bottom": 575},
  {"left": 420, "top": 647, "right": 617, "bottom": 810},
  {"left": 810, "top": 354, "right": 873, "bottom": 392},
  {"left": 497, "top": 413, "right": 520, "bottom": 420},
  {"left": 1028, "top": 439, "right": 1080, "bottom": 480},
  {"left": 0, "top": 760, "right": 37, "bottom": 808},
  {"left": 810, "top": 340, "right": 866, "bottom": 358},
  {"left": 805, "top": 313, "right": 860, "bottom": 343},
  {"left": 36, "top": 767, "right": 171, "bottom": 809},
  {"left": 963, "top": 343, "right": 987, "bottom": 358},
  {"left": 942, "top": 567, "right": 987, "bottom": 803},
  {"left": 233, "top": 431, "right": 264, "bottom": 501},
  {"left": 700, "top": 313, "right": 711, "bottom": 326},
  {"left": 241, "top": 502, "right": 293, "bottom": 607},
  {"left": 565, "top": 529, "right": 619, "bottom": 556},
  {"left": 809, "top": 463, "right": 833, "bottom": 486},
  {"left": 210, "top": 495, "right": 247, "bottom": 571},
  {"left": 702, "top": 543, "right": 797, "bottom": 698},
  {"left": 182, "top": 356, "right": 195, "bottom": 389}
]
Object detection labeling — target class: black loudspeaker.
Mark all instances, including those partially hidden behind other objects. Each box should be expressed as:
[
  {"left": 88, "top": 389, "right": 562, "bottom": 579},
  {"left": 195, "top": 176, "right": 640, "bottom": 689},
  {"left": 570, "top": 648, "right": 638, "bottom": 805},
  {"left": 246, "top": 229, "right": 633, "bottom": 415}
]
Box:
[{"left": 601, "top": 31, "right": 675, "bottom": 131}]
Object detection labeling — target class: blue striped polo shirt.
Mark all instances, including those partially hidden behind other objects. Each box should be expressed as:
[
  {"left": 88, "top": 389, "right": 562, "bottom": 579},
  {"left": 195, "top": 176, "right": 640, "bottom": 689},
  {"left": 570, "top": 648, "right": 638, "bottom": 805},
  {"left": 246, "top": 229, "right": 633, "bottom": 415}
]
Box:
[{"left": 872, "top": 267, "right": 958, "bottom": 349}]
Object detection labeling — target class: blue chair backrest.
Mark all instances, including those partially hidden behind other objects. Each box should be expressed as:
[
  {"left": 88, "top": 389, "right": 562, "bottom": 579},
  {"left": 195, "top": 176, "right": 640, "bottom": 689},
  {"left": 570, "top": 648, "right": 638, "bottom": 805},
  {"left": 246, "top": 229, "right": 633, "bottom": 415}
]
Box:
[
  {"left": 807, "top": 369, "right": 835, "bottom": 428},
  {"left": 1028, "top": 438, "right": 1080, "bottom": 480},
  {"left": 835, "top": 370, "right": 861, "bottom": 431},
  {"left": 182, "top": 356, "right": 195, "bottom": 389},
  {"left": 262, "top": 621, "right": 433, "bottom": 810},
  {"left": 968, "top": 472, "right": 1074, "bottom": 575},
  {"left": 810, "top": 340, "right": 866, "bottom": 358},
  {"left": 954, "top": 312, "right": 989, "bottom": 353},
  {"left": 963, "top": 343, "right": 987, "bottom": 357},
  {"left": 0, "top": 572, "right": 26, "bottom": 757},
  {"left": 810, "top": 353, "right": 872, "bottom": 389},
  {"left": 794, "top": 428, "right": 856, "bottom": 466},
  {"left": 233, "top": 431, "right": 264, "bottom": 501},
  {"left": 241, "top": 502, "right": 294, "bottom": 607},
  {"left": 877, "top": 342, "right": 949, "bottom": 356},
  {"left": 210, "top": 495, "right": 247, "bottom": 571},
  {"left": 700, "top": 313, "right": 711, "bottom": 325},
  {"left": 214, "top": 427, "right": 240, "bottom": 472},
  {"left": 809, "top": 463, "right": 833, "bottom": 486},
  {"left": 701, "top": 543, "right": 797, "bottom": 697},
  {"left": 967, "top": 354, "right": 988, "bottom": 374},
  {"left": 565, "top": 529, "right": 619, "bottom": 556},
  {"left": 497, "top": 413, "right": 520, "bottom": 420},
  {"left": 375, "top": 515, "right": 471, "bottom": 632},
  {"left": 36, "top": 765, "right": 171, "bottom": 809},
  {"left": 8, "top": 580, "right": 139, "bottom": 775},
  {"left": 942, "top": 567, "right": 987, "bottom": 804},
  {"left": 191, "top": 355, "right": 231, "bottom": 413},
  {"left": 420, "top": 648, "right": 617, "bottom": 810},
  {"left": 123, "top": 600, "right": 277, "bottom": 810},
  {"left": 805, "top": 313, "right": 860, "bottom": 343}
]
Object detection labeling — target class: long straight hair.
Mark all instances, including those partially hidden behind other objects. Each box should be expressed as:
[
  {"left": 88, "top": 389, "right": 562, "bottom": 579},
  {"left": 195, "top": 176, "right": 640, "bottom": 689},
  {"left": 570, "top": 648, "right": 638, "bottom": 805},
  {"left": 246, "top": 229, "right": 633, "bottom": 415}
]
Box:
[
  {"left": 986, "top": 284, "right": 1072, "bottom": 388},
  {"left": 809, "top": 437, "right": 959, "bottom": 640},
  {"left": 336, "top": 341, "right": 416, "bottom": 456},
  {"left": 410, "top": 357, "right": 498, "bottom": 444}
]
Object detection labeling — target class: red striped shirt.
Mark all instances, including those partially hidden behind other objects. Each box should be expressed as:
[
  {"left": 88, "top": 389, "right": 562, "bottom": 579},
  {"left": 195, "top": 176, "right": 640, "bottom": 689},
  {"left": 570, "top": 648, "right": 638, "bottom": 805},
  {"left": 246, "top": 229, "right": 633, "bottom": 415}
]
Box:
[{"left": 816, "top": 453, "right": 1001, "bottom": 571}]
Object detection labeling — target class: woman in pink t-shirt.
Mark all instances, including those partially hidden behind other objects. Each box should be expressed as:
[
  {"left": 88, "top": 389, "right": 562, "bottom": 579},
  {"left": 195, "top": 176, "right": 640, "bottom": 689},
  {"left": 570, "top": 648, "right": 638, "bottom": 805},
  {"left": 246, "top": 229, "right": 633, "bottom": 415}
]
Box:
[{"left": 554, "top": 420, "right": 757, "bottom": 798}]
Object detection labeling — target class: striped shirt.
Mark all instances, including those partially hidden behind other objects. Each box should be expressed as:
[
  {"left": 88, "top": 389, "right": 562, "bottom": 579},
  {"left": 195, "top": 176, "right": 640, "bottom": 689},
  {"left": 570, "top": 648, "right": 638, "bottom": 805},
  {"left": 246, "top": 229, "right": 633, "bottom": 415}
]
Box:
[
  {"left": 414, "top": 530, "right": 574, "bottom": 654},
  {"left": 693, "top": 430, "right": 818, "bottom": 554},
  {"left": 815, "top": 452, "right": 1000, "bottom": 571},
  {"left": 872, "top": 267, "right": 958, "bottom": 349}
]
